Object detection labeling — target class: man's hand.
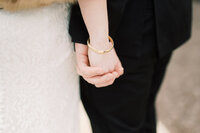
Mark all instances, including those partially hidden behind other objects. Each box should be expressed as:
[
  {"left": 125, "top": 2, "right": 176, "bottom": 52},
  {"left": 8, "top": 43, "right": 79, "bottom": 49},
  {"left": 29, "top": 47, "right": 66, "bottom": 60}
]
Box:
[{"left": 75, "top": 43, "right": 124, "bottom": 88}]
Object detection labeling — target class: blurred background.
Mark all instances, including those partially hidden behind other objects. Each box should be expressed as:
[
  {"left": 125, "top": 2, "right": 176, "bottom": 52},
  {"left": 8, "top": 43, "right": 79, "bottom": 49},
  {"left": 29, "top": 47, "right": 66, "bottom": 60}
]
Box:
[
  {"left": 80, "top": 1, "right": 200, "bottom": 133},
  {"left": 156, "top": 0, "right": 200, "bottom": 132}
]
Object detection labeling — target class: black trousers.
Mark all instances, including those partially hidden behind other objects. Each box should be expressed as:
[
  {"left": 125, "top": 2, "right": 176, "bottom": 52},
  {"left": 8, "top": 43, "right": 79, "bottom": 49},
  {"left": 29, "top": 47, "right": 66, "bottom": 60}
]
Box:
[
  {"left": 80, "top": 52, "right": 172, "bottom": 133},
  {"left": 80, "top": 1, "right": 172, "bottom": 132}
]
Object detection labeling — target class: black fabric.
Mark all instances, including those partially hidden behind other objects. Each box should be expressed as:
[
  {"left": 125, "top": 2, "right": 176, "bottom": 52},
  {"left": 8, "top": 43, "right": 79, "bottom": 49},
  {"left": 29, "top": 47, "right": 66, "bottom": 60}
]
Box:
[
  {"left": 80, "top": 53, "right": 172, "bottom": 133},
  {"left": 69, "top": 0, "right": 192, "bottom": 132},
  {"left": 69, "top": 4, "right": 89, "bottom": 44},
  {"left": 154, "top": 0, "right": 192, "bottom": 57},
  {"left": 80, "top": 2, "right": 172, "bottom": 132},
  {"left": 69, "top": 0, "right": 192, "bottom": 58}
]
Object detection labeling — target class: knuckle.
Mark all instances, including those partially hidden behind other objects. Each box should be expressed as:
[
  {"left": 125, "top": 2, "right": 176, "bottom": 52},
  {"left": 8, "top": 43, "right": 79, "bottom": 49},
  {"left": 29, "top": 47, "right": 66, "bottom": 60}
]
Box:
[
  {"left": 79, "top": 69, "right": 84, "bottom": 75},
  {"left": 109, "top": 67, "right": 115, "bottom": 72},
  {"left": 108, "top": 79, "right": 115, "bottom": 85},
  {"left": 95, "top": 85, "right": 101, "bottom": 88},
  {"left": 80, "top": 69, "right": 86, "bottom": 76},
  {"left": 84, "top": 78, "right": 93, "bottom": 84},
  {"left": 110, "top": 80, "right": 115, "bottom": 85},
  {"left": 103, "top": 67, "right": 109, "bottom": 73},
  {"left": 107, "top": 82, "right": 113, "bottom": 86},
  {"left": 82, "top": 69, "right": 91, "bottom": 77},
  {"left": 102, "top": 77, "right": 110, "bottom": 82},
  {"left": 87, "top": 78, "right": 97, "bottom": 84},
  {"left": 87, "top": 81, "right": 93, "bottom": 84}
]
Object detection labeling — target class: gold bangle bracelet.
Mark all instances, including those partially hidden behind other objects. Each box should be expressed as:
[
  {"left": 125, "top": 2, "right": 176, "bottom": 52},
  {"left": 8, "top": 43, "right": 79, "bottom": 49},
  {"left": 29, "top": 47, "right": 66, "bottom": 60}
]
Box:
[{"left": 87, "top": 36, "right": 114, "bottom": 54}]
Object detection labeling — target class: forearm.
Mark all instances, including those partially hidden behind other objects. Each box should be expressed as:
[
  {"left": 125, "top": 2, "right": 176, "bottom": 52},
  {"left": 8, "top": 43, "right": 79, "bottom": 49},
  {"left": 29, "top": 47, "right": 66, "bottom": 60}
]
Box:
[{"left": 78, "top": 0, "right": 109, "bottom": 48}]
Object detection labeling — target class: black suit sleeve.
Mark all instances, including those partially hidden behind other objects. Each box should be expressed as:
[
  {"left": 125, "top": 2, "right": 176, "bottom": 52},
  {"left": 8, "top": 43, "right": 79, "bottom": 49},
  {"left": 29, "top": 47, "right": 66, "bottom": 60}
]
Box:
[{"left": 69, "top": 4, "right": 89, "bottom": 45}]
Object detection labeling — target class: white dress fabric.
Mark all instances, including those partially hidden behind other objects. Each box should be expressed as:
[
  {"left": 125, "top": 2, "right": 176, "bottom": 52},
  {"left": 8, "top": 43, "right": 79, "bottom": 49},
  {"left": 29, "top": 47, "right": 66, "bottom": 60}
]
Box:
[{"left": 0, "top": 3, "right": 79, "bottom": 133}]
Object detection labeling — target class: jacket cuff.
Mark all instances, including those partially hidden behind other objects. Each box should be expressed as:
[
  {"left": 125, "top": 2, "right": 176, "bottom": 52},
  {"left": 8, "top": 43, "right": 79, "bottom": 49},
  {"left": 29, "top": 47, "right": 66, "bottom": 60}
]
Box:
[
  {"left": 69, "top": 4, "right": 89, "bottom": 45},
  {"left": 71, "top": 35, "right": 88, "bottom": 45}
]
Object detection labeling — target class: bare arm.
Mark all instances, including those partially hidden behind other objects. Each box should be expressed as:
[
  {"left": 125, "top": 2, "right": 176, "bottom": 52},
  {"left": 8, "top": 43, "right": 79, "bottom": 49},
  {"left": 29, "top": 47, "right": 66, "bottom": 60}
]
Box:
[
  {"left": 76, "top": 0, "right": 124, "bottom": 87},
  {"left": 78, "top": 0, "right": 109, "bottom": 48}
]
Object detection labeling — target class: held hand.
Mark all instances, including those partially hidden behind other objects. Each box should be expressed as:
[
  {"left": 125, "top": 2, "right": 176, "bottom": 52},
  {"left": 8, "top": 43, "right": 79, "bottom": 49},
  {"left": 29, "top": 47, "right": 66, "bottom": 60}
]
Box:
[
  {"left": 88, "top": 41, "right": 124, "bottom": 78},
  {"left": 75, "top": 43, "right": 124, "bottom": 88}
]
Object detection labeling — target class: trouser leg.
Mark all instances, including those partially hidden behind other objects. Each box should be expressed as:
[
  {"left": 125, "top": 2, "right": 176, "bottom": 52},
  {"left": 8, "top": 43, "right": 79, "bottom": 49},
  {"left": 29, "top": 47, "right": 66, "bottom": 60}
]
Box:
[
  {"left": 142, "top": 53, "right": 172, "bottom": 133},
  {"left": 81, "top": 56, "right": 156, "bottom": 133}
]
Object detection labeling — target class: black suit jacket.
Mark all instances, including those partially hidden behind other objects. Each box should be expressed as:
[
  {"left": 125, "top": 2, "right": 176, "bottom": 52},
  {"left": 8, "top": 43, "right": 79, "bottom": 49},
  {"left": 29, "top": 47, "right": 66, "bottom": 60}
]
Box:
[{"left": 69, "top": 0, "right": 192, "bottom": 58}]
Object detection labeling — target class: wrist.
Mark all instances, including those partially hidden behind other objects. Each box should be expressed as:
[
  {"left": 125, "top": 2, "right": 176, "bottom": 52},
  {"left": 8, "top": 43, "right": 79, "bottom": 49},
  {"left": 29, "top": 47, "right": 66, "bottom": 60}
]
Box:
[
  {"left": 90, "top": 41, "right": 110, "bottom": 50},
  {"left": 89, "top": 36, "right": 110, "bottom": 49},
  {"left": 87, "top": 36, "right": 114, "bottom": 54}
]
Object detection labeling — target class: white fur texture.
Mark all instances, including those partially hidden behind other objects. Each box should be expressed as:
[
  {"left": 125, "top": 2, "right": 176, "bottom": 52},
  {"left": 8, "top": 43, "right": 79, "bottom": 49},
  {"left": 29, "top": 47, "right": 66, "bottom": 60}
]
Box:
[{"left": 0, "top": 4, "right": 79, "bottom": 133}]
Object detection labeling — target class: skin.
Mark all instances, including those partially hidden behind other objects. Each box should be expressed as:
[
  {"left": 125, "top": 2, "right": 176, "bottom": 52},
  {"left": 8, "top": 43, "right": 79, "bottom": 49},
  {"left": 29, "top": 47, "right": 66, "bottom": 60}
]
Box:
[
  {"left": 75, "top": 43, "right": 124, "bottom": 88},
  {"left": 77, "top": 0, "right": 124, "bottom": 87}
]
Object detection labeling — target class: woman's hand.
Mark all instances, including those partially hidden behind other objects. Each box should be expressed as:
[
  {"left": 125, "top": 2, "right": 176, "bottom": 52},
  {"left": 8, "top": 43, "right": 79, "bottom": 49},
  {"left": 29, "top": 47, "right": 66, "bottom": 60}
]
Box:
[
  {"left": 75, "top": 43, "right": 124, "bottom": 88},
  {"left": 88, "top": 41, "right": 124, "bottom": 77},
  {"left": 88, "top": 47, "right": 124, "bottom": 87},
  {"left": 77, "top": 0, "right": 124, "bottom": 87}
]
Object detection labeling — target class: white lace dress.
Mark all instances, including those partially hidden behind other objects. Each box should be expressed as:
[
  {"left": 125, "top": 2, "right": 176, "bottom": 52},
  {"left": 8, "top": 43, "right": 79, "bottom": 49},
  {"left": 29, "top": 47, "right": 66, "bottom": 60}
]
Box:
[{"left": 0, "top": 3, "right": 79, "bottom": 133}]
